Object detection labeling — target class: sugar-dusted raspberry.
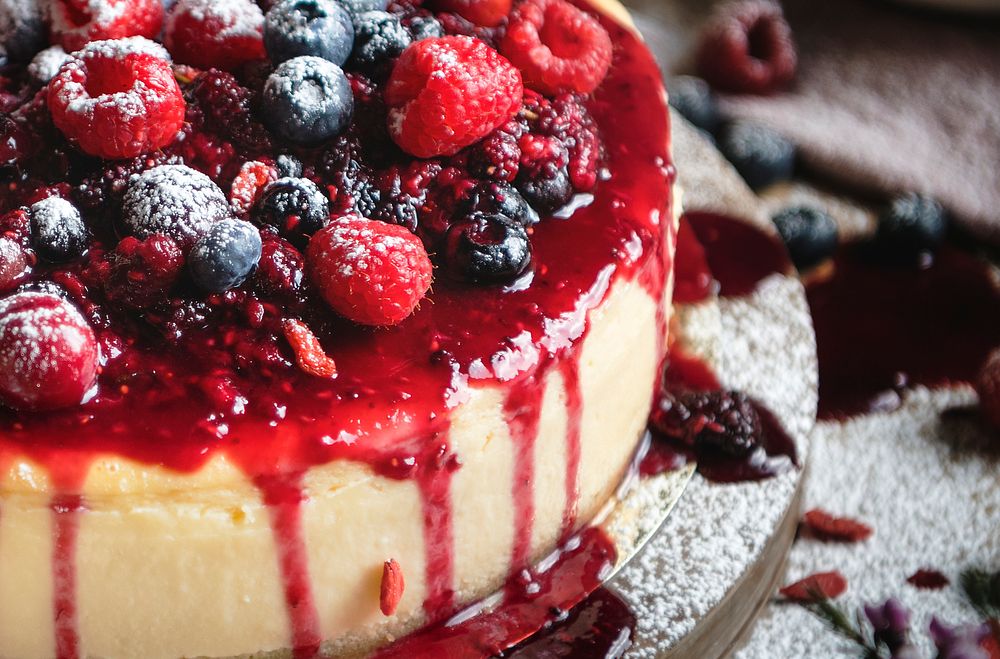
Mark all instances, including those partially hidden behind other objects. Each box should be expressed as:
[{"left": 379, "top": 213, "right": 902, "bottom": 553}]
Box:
[
  {"left": 0, "top": 237, "right": 31, "bottom": 292},
  {"left": 165, "top": 0, "right": 267, "bottom": 71},
  {"left": 48, "top": 0, "right": 164, "bottom": 53},
  {"left": 48, "top": 41, "right": 185, "bottom": 160},
  {"left": 500, "top": 0, "right": 612, "bottom": 96},
  {"left": 0, "top": 292, "right": 99, "bottom": 411},
  {"left": 696, "top": 0, "right": 796, "bottom": 95},
  {"left": 307, "top": 216, "right": 433, "bottom": 326},
  {"left": 430, "top": 0, "right": 512, "bottom": 27},
  {"left": 230, "top": 160, "right": 279, "bottom": 216},
  {"left": 386, "top": 36, "right": 523, "bottom": 158}
]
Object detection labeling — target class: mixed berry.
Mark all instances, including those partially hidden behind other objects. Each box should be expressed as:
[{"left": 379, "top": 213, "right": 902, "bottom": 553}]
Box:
[{"left": 0, "top": 0, "right": 614, "bottom": 412}]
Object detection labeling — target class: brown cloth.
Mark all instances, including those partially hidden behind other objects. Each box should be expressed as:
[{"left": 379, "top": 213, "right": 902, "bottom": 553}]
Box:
[{"left": 719, "top": 0, "right": 1000, "bottom": 244}]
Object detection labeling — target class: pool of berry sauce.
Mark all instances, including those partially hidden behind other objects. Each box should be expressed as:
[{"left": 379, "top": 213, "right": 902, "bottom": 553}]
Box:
[{"left": 808, "top": 243, "right": 1000, "bottom": 419}]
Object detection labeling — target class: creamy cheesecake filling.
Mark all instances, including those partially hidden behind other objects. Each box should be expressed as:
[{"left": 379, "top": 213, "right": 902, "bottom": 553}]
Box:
[{"left": 0, "top": 1, "right": 675, "bottom": 656}]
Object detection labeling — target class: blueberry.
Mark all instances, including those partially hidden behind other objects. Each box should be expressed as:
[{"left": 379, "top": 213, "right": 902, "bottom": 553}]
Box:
[
  {"left": 276, "top": 154, "right": 304, "bottom": 178},
  {"left": 875, "top": 193, "right": 947, "bottom": 260},
  {"left": 460, "top": 182, "right": 539, "bottom": 227},
  {"left": 771, "top": 206, "right": 838, "bottom": 270},
  {"left": 254, "top": 177, "right": 331, "bottom": 236},
  {"left": 262, "top": 55, "right": 354, "bottom": 144},
  {"left": 445, "top": 213, "right": 532, "bottom": 283},
  {"left": 669, "top": 76, "right": 721, "bottom": 135},
  {"left": 189, "top": 219, "right": 263, "bottom": 293},
  {"left": 264, "top": 0, "right": 355, "bottom": 67},
  {"left": 0, "top": 0, "right": 46, "bottom": 64},
  {"left": 515, "top": 167, "right": 573, "bottom": 216},
  {"left": 718, "top": 120, "right": 795, "bottom": 190},
  {"left": 29, "top": 197, "right": 88, "bottom": 263},
  {"left": 408, "top": 15, "right": 444, "bottom": 42},
  {"left": 349, "top": 11, "right": 410, "bottom": 75}
]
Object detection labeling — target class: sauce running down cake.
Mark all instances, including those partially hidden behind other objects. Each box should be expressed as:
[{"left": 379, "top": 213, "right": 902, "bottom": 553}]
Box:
[{"left": 0, "top": 0, "right": 676, "bottom": 655}]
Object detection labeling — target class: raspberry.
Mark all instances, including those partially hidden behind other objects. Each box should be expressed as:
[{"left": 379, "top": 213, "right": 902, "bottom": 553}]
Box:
[
  {"left": 307, "top": 216, "right": 433, "bottom": 326},
  {"left": 696, "top": 0, "right": 797, "bottom": 95},
  {"left": 165, "top": 0, "right": 267, "bottom": 72},
  {"left": 779, "top": 571, "right": 848, "bottom": 603},
  {"left": 0, "top": 237, "right": 31, "bottom": 292},
  {"left": 187, "top": 70, "right": 273, "bottom": 153},
  {"left": 385, "top": 36, "right": 523, "bottom": 158},
  {"left": 252, "top": 231, "right": 306, "bottom": 300},
  {"left": 0, "top": 292, "right": 99, "bottom": 411},
  {"left": 500, "top": 0, "right": 612, "bottom": 96},
  {"left": 104, "top": 234, "right": 185, "bottom": 309},
  {"left": 48, "top": 0, "right": 163, "bottom": 52},
  {"left": 800, "top": 509, "right": 873, "bottom": 543},
  {"left": 230, "top": 160, "right": 279, "bottom": 216},
  {"left": 431, "top": 0, "right": 512, "bottom": 27},
  {"left": 48, "top": 42, "right": 185, "bottom": 160},
  {"left": 976, "top": 348, "right": 1000, "bottom": 431}
]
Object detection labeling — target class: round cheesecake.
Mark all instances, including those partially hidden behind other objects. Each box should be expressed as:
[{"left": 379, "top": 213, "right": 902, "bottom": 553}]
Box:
[{"left": 0, "top": 0, "right": 676, "bottom": 656}]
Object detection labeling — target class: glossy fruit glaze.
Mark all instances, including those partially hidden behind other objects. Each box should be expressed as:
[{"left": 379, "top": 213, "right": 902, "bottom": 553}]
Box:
[
  {"left": 0, "top": 4, "right": 674, "bottom": 658},
  {"left": 808, "top": 244, "right": 1000, "bottom": 419}
]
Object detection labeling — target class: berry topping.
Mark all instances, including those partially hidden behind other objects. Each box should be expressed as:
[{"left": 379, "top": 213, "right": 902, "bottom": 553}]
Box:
[
  {"left": 338, "top": 0, "right": 388, "bottom": 16},
  {"left": 800, "top": 509, "right": 873, "bottom": 543},
  {"left": 696, "top": 0, "right": 797, "bottom": 95},
  {"left": 0, "top": 237, "right": 30, "bottom": 293},
  {"left": 0, "top": 0, "right": 46, "bottom": 64},
  {"left": 187, "top": 70, "right": 273, "bottom": 153},
  {"left": 875, "top": 192, "right": 947, "bottom": 261},
  {"left": 385, "top": 36, "right": 523, "bottom": 158},
  {"left": 164, "top": 0, "right": 266, "bottom": 71},
  {"left": 28, "top": 46, "right": 72, "bottom": 86},
  {"left": 349, "top": 11, "right": 411, "bottom": 76},
  {"left": 276, "top": 154, "right": 304, "bottom": 178},
  {"left": 771, "top": 205, "right": 838, "bottom": 270},
  {"left": 103, "top": 234, "right": 184, "bottom": 309},
  {"left": 500, "top": 0, "right": 612, "bottom": 96},
  {"left": 121, "top": 165, "right": 233, "bottom": 250},
  {"left": 48, "top": 41, "right": 185, "bottom": 160},
  {"left": 282, "top": 317, "right": 337, "bottom": 378},
  {"left": 718, "top": 120, "right": 795, "bottom": 190},
  {"left": 307, "top": 216, "right": 433, "bottom": 326},
  {"left": 48, "top": 0, "right": 164, "bottom": 53},
  {"left": 651, "top": 389, "right": 760, "bottom": 458},
  {"left": 380, "top": 558, "right": 405, "bottom": 616},
  {"left": 188, "top": 218, "right": 263, "bottom": 292},
  {"left": 430, "top": 0, "right": 511, "bottom": 27},
  {"left": 668, "top": 75, "right": 721, "bottom": 135},
  {"left": 515, "top": 134, "right": 572, "bottom": 214},
  {"left": 262, "top": 55, "right": 354, "bottom": 144},
  {"left": 253, "top": 232, "right": 305, "bottom": 298},
  {"left": 779, "top": 571, "right": 848, "bottom": 602},
  {"left": 0, "top": 292, "right": 99, "bottom": 411},
  {"left": 445, "top": 213, "right": 532, "bottom": 283},
  {"left": 976, "top": 348, "right": 1000, "bottom": 431},
  {"left": 254, "top": 177, "right": 331, "bottom": 236},
  {"left": 230, "top": 160, "right": 279, "bottom": 216},
  {"left": 264, "top": 0, "right": 355, "bottom": 67},
  {"left": 29, "top": 197, "right": 88, "bottom": 263},
  {"left": 407, "top": 15, "right": 444, "bottom": 42},
  {"left": 460, "top": 181, "right": 539, "bottom": 227}
]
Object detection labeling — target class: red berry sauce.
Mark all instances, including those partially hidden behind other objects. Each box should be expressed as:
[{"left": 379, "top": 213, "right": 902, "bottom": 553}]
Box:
[{"left": 808, "top": 245, "right": 1000, "bottom": 419}]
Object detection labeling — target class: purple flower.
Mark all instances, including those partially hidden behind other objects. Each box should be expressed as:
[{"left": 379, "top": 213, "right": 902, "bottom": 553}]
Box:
[
  {"left": 865, "top": 598, "right": 913, "bottom": 653},
  {"left": 929, "top": 617, "right": 990, "bottom": 659}
]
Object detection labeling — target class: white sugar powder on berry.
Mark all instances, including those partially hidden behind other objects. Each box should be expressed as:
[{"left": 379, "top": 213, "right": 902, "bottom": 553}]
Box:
[
  {"left": 122, "top": 165, "right": 233, "bottom": 250},
  {"left": 48, "top": 0, "right": 129, "bottom": 43},
  {"left": 27, "top": 45, "right": 70, "bottom": 84},
  {"left": 29, "top": 197, "right": 85, "bottom": 258},
  {"left": 79, "top": 36, "right": 170, "bottom": 61},
  {"left": 0, "top": 0, "right": 44, "bottom": 60},
  {"left": 166, "top": 0, "right": 264, "bottom": 39}
]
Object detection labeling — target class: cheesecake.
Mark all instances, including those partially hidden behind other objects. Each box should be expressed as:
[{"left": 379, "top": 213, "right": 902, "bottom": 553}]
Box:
[{"left": 0, "top": 0, "right": 676, "bottom": 656}]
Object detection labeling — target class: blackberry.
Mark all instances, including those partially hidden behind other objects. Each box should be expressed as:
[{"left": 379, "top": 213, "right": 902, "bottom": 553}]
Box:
[
  {"left": 75, "top": 153, "right": 184, "bottom": 213},
  {"left": 718, "top": 120, "right": 795, "bottom": 190},
  {"left": 349, "top": 11, "right": 411, "bottom": 75},
  {"left": 187, "top": 69, "right": 273, "bottom": 152},
  {"left": 254, "top": 177, "right": 331, "bottom": 236},
  {"left": 652, "top": 389, "right": 761, "bottom": 458},
  {"left": 445, "top": 212, "right": 532, "bottom": 283},
  {"left": 875, "top": 192, "right": 947, "bottom": 261},
  {"left": 771, "top": 206, "right": 838, "bottom": 270},
  {"left": 467, "top": 125, "right": 521, "bottom": 183},
  {"left": 407, "top": 15, "right": 444, "bottom": 41}
]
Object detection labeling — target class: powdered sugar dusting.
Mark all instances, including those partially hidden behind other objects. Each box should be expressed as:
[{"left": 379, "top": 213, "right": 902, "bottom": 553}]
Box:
[
  {"left": 0, "top": 0, "right": 45, "bottom": 61},
  {"left": 75, "top": 35, "right": 170, "bottom": 60},
  {"left": 29, "top": 196, "right": 85, "bottom": 257},
  {"left": 121, "top": 164, "right": 232, "bottom": 249},
  {"left": 48, "top": 0, "right": 129, "bottom": 42},
  {"left": 166, "top": 0, "right": 264, "bottom": 39},
  {"left": 266, "top": 55, "right": 348, "bottom": 123},
  {"left": 28, "top": 45, "right": 70, "bottom": 84}
]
